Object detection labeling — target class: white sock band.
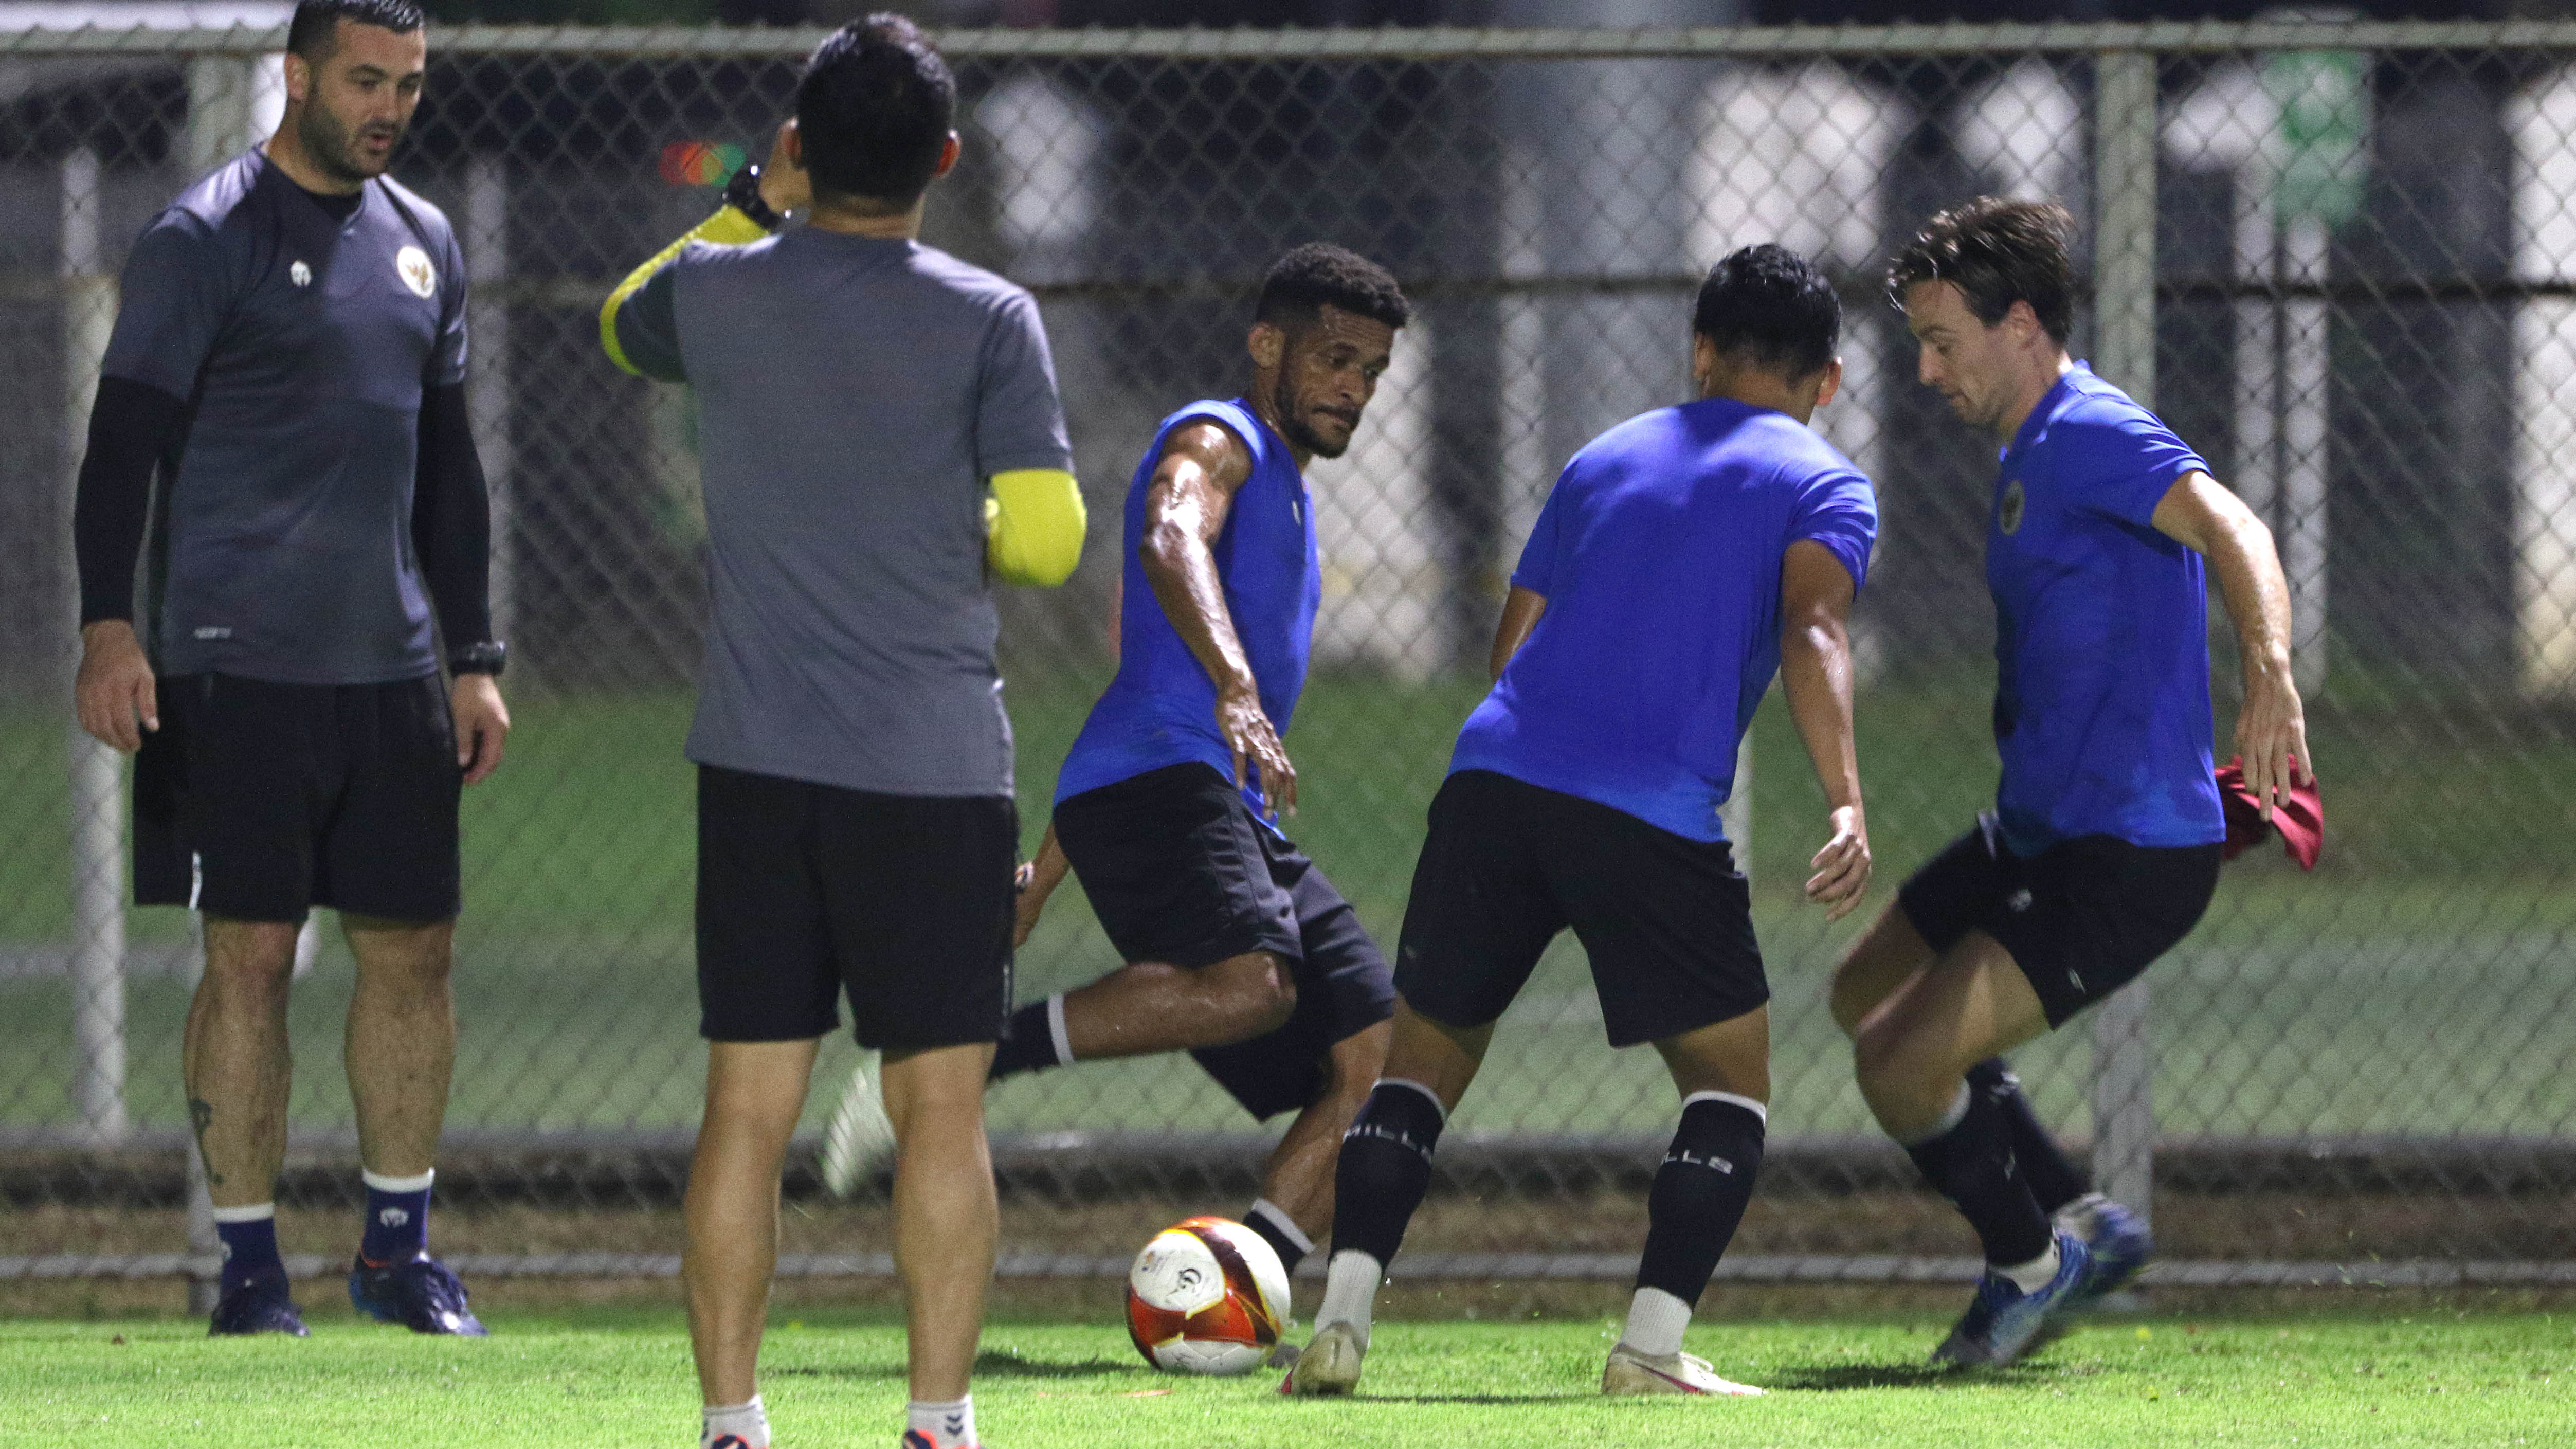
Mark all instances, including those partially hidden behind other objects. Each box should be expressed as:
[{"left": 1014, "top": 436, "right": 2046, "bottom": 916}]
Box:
[
  {"left": 361, "top": 1168, "right": 435, "bottom": 1194},
  {"left": 1679, "top": 1090, "right": 1768, "bottom": 1124},
  {"left": 1317, "top": 1249, "right": 1383, "bottom": 1347},
  {"left": 1998, "top": 1241, "right": 2061, "bottom": 1294},
  {"left": 1621, "top": 1285, "right": 1694, "bottom": 1359},
  {"left": 1376, "top": 1077, "right": 1447, "bottom": 1121},
  {"left": 208, "top": 1202, "right": 276, "bottom": 1225},
  {"left": 701, "top": 1395, "right": 768, "bottom": 1449},
  {"left": 906, "top": 1395, "right": 974, "bottom": 1446},
  {"left": 1045, "top": 993, "right": 1074, "bottom": 1068},
  {"left": 1901, "top": 1084, "right": 1974, "bottom": 1147},
  {"left": 1245, "top": 1197, "right": 1314, "bottom": 1256}
]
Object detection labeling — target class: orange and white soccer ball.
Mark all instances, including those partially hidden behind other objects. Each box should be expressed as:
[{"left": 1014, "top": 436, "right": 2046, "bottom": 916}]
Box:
[{"left": 1123, "top": 1216, "right": 1291, "bottom": 1375}]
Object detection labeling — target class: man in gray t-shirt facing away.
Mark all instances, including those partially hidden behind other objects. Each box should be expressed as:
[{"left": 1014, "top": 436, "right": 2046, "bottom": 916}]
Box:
[{"left": 602, "top": 16, "right": 1084, "bottom": 1449}]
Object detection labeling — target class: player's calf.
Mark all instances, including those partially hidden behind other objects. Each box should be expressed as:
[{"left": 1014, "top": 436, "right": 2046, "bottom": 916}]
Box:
[
  {"left": 1607, "top": 1091, "right": 1768, "bottom": 1391},
  {"left": 1285, "top": 1077, "right": 1446, "bottom": 1393}
]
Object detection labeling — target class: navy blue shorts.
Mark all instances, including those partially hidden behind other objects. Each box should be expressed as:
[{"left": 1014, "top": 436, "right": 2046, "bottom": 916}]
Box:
[
  {"left": 1394, "top": 770, "right": 1767, "bottom": 1049},
  {"left": 1897, "top": 812, "right": 2222, "bottom": 1027},
  {"left": 1054, "top": 764, "right": 1395, "bottom": 1121}
]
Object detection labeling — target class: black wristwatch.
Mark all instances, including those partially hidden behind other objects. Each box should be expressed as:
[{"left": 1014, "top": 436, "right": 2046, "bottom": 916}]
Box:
[
  {"left": 724, "top": 163, "right": 784, "bottom": 231},
  {"left": 450, "top": 641, "right": 507, "bottom": 677}
]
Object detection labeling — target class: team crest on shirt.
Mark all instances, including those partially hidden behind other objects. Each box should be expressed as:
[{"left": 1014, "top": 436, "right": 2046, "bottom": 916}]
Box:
[
  {"left": 289, "top": 260, "right": 312, "bottom": 288},
  {"left": 395, "top": 244, "right": 437, "bottom": 299},
  {"left": 1998, "top": 478, "right": 2026, "bottom": 535}
]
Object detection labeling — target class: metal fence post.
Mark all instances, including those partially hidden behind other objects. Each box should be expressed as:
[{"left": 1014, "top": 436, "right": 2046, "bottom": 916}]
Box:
[
  {"left": 2091, "top": 46, "right": 2160, "bottom": 1228},
  {"left": 62, "top": 144, "right": 128, "bottom": 1148}
]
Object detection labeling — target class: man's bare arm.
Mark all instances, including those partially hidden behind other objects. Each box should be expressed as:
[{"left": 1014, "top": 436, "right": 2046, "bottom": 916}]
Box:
[
  {"left": 2150, "top": 468, "right": 2311, "bottom": 817},
  {"left": 1489, "top": 586, "right": 1547, "bottom": 682},
  {"left": 1137, "top": 421, "right": 1296, "bottom": 816},
  {"left": 1779, "top": 539, "right": 1870, "bottom": 919}
]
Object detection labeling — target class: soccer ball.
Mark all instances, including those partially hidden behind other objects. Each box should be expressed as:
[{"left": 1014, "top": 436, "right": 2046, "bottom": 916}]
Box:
[{"left": 1123, "top": 1216, "right": 1291, "bottom": 1375}]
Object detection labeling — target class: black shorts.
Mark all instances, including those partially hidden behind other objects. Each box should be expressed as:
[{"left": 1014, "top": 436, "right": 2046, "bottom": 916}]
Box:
[
  {"left": 1897, "top": 812, "right": 2223, "bottom": 1027},
  {"left": 696, "top": 764, "right": 1017, "bottom": 1051},
  {"left": 1394, "top": 770, "right": 1767, "bottom": 1050},
  {"left": 133, "top": 672, "right": 461, "bottom": 924},
  {"left": 1054, "top": 764, "right": 1395, "bottom": 1121}
]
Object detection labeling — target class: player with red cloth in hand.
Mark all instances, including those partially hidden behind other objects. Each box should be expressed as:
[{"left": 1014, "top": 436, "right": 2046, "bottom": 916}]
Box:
[{"left": 1829, "top": 198, "right": 2314, "bottom": 1368}]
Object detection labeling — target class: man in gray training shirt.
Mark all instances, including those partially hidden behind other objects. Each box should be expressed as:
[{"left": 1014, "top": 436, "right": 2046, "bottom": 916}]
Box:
[
  {"left": 70, "top": 0, "right": 506, "bottom": 1338},
  {"left": 601, "top": 16, "right": 1083, "bottom": 1449}
]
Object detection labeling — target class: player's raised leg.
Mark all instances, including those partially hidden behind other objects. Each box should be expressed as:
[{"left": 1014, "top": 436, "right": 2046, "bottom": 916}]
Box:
[
  {"left": 1601, "top": 1008, "right": 1773, "bottom": 1398},
  {"left": 342, "top": 913, "right": 483, "bottom": 1334},
  {"left": 186, "top": 917, "right": 305, "bottom": 1336},
  {"left": 991, "top": 946, "right": 1295, "bottom": 1077},
  {"left": 685, "top": 1038, "right": 819, "bottom": 1449},
  {"left": 1851, "top": 930, "right": 2087, "bottom": 1366},
  {"left": 1832, "top": 898, "right": 2121, "bottom": 1281}
]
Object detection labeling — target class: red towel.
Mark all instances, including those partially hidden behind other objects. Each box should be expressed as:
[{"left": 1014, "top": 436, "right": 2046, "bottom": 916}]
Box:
[{"left": 2214, "top": 757, "right": 2324, "bottom": 870}]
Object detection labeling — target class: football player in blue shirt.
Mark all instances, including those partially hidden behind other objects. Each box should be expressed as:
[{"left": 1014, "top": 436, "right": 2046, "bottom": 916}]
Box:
[
  {"left": 1289, "top": 245, "right": 1878, "bottom": 1399},
  {"left": 1835, "top": 197, "right": 2310, "bottom": 1367},
  {"left": 1002, "top": 245, "right": 1409, "bottom": 1310}
]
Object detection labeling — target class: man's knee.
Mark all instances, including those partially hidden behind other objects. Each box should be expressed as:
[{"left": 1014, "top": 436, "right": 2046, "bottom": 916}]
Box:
[
  {"left": 201, "top": 919, "right": 298, "bottom": 996},
  {"left": 347, "top": 916, "right": 456, "bottom": 990},
  {"left": 1209, "top": 950, "right": 1298, "bottom": 1037}
]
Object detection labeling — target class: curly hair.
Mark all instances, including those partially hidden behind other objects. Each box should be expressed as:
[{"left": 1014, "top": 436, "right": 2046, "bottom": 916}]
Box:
[{"left": 1254, "top": 243, "right": 1411, "bottom": 333}]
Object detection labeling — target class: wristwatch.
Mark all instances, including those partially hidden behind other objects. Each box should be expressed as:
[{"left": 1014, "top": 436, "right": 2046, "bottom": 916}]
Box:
[
  {"left": 449, "top": 641, "right": 507, "bottom": 677},
  {"left": 724, "top": 163, "right": 784, "bottom": 231}
]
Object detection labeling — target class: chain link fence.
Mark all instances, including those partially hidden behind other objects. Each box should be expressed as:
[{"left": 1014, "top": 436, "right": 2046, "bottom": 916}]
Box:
[{"left": 5, "top": 20, "right": 2573, "bottom": 1294}]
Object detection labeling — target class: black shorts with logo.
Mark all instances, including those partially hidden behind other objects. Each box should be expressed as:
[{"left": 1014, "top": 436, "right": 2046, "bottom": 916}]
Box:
[
  {"left": 1394, "top": 769, "right": 1767, "bottom": 1049},
  {"left": 1053, "top": 763, "right": 1395, "bottom": 1121},
  {"left": 134, "top": 672, "right": 461, "bottom": 924},
  {"left": 1897, "top": 811, "right": 2223, "bottom": 1027},
  {"left": 696, "top": 764, "right": 1018, "bottom": 1051}
]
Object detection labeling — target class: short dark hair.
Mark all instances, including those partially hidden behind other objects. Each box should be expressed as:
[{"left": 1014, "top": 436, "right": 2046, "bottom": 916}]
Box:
[
  {"left": 286, "top": 0, "right": 424, "bottom": 62},
  {"left": 795, "top": 14, "right": 955, "bottom": 207},
  {"left": 1886, "top": 196, "right": 2077, "bottom": 343},
  {"left": 1254, "top": 243, "right": 1411, "bottom": 333},
  {"left": 1692, "top": 243, "right": 1840, "bottom": 381}
]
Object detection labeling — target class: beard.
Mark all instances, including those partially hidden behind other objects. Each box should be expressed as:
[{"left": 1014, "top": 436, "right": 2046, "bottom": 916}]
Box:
[
  {"left": 299, "top": 99, "right": 395, "bottom": 186},
  {"left": 1271, "top": 373, "right": 1352, "bottom": 460}
]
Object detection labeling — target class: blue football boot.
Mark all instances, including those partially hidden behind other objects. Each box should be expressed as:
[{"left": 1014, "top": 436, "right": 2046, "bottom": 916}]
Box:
[
  {"left": 1929, "top": 1229, "right": 2090, "bottom": 1368},
  {"left": 208, "top": 1265, "right": 309, "bottom": 1337},
  {"left": 349, "top": 1253, "right": 488, "bottom": 1336},
  {"left": 2060, "top": 1193, "right": 2154, "bottom": 1307}
]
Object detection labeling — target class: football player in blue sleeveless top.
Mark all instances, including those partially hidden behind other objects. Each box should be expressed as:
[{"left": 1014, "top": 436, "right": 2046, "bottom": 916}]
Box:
[
  {"left": 1836, "top": 199, "right": 2312, "bottom": 1367},
  {"left": 1005, "top": 245, "right": 1409, "bottom": 1308}
]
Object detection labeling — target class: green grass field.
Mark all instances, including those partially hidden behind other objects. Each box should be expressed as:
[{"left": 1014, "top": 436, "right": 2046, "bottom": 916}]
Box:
[
  {"left": 7, "top": 671, "right": 2576, "bottom": 1143},
  {"left": 9, "top": 1308, "right": 2571, "bottom": 1447}
]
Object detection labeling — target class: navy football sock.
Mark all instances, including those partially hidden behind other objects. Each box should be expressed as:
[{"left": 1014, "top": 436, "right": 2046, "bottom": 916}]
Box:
[
  {"left": 988, "top": 998, "right": 1064, "bottom": 1081},
  {"left": 1634, "top": 1093, "right": 1768, "bottom": 1308},
  {"left": 359, "top": 1169, "right": 433, "bottom": 1264},
  {"left": 1327, "top": 1080, "right": 1447, "bottom": 1267},
  {"left": 1902, "top": 1084, "right": 2054, "bottom": 1269},
  {"left": 1242, "top": 1196, "right": 1314, "bottom": 1275},
  {"left": 1967, "top": 1057, "right": 2090, "bottom": 1215},
  {"left": 212, "top": 1205, "right": 285, "bottom": 1297}
]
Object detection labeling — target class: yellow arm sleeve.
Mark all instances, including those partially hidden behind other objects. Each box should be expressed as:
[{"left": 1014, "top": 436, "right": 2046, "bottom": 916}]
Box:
[
  {"left": 985, "top": 468, "right": 1087, "bottom": 587},
  {"left": 597, "top": 205, "right": 773, "bottom": 377}
]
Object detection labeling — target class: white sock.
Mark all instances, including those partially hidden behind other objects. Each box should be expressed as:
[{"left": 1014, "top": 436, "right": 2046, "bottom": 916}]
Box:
[
  {"left": 906, "top": 1396, "right": 974, "bottom": 1448},
  {"left": 1619, "top": 1285, "right": 1693, "bottom": 1359},
  {"left": 1997, "top": 1241, "right": 2061, "bottom": 1294},
  {"left": 1316, "top": 1249, "right": 1383, "bottom": 1347},
  {"left": 1045, "top": 994, "right": 1074, "bottom": 1067},
  {"left": 700, "top": 1395, "right": 767, "bottom": 1449}
]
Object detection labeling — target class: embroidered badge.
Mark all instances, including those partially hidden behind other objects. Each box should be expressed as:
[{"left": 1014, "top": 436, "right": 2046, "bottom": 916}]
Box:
[{"left": 395, "top": 244, "right": 436, "bottom": 299}]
